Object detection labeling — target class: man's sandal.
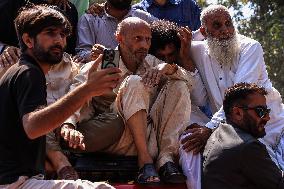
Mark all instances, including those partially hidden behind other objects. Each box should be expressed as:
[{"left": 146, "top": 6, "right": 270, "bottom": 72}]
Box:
[
  {"left": 159, "top": 161, "right": 186, "bottom": 183},
  {"left": 57, "top": 166, "right": 79, "bottom": 180},
  {"left": 136, "top": 163, "right": 160, "bottom": 185}
]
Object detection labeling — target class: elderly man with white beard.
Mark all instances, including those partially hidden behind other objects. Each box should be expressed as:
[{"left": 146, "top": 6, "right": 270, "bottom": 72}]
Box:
[{"left": 179, "top": 5, "right": 284, "bottom": 188}]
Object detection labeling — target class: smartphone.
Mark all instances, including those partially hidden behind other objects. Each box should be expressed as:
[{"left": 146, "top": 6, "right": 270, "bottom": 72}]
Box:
[{"left": 101, "top": 48, "right": 120, "bottom": 69}]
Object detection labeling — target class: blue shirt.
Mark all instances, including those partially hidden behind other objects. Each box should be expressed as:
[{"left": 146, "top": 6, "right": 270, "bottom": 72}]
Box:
[{"left": 133, "top": 0, "right": 201, "bottom": 30}]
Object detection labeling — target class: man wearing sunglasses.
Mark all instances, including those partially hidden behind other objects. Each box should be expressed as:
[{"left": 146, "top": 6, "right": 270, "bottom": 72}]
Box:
[{"left": 202, "top": 82, "right": 284, "bottom": 189}]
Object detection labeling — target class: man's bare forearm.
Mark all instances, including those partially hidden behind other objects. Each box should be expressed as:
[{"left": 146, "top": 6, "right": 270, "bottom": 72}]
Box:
[{"left": 23, "top": 82, "right": 91, "bottom": 139}]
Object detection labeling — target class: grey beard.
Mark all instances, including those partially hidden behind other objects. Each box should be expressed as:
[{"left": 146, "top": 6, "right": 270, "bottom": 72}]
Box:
[{"left": 206, "top": 33, "right": 240, "bottom": 68}]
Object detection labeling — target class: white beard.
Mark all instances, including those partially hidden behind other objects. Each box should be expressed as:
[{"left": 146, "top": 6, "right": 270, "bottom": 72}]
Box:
[{"left": 206, "top": 32, "right": 240, "bottom": 68}]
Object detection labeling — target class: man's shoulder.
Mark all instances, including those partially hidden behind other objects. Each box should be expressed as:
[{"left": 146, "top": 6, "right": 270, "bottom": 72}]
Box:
[
  {"left": 179, "top": 0, "right": 200, "bottom": 6},
  {"left": 190, "top": 40, "right": 207, "bottom": 54},
  {"left": 191, "top": 40, "right": 206, "bottom": 47},
  {"left": 132, "top": 0, "right": 150, "bottom": 11},
  {"left": 79, "top": 13, "right": 100, "bottom": 22},
  {"left": 214, "top": 123, "right": 256, "bottom": 146},
  {"left": 239, "top": 34, "right": 262, "bottom": 50},
  {"left": 129, "top": 8, "right": 155, "bottom": 22}
]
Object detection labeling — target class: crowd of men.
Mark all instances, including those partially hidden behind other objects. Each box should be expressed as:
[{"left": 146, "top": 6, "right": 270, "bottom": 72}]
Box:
[{"left": 1, "top": 0, "right": 284, "bottom": 189}]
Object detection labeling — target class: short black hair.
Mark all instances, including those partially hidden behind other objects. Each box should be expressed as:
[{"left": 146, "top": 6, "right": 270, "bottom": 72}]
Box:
[
  {"left": 149, "top": 20, "right": 181, "bottom": 56},
  {"left": 223, "top": 82, "right": 267, "bottom": 118},
  {"left": 14, "top": 4, "right": 72, "bottom": 51}
]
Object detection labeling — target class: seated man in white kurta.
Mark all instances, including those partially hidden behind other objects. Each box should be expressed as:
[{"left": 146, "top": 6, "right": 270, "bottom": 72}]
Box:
[{"left": 180, "top": 4, "right": 284, "bottom": 171}]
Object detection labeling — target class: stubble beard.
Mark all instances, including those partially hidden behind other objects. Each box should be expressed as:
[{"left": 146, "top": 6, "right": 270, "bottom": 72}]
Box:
[
  {"left": 123, "top": 46, "right": 147, "bottom": 68},
  {"left": 206, "top": 31, "right": 240, "bottom": 68},
  {"left": 33, "top": 42, "right": 63, "bottom": 65}
]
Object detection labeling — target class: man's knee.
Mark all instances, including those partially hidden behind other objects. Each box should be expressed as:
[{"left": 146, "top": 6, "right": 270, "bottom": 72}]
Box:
[
  {"left": 78, "top": 114, "right": 125, "bottom": 152},
  {"left": 167, "top": 80, "right": 190, "bottom": 95}
]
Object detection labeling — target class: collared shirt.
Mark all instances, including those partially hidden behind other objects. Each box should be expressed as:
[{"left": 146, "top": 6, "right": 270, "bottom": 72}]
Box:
[
  {"left": 190, "top": 34, "right": 284, "bottom": 169},
  {"left": 133, "top": 0, "right": 201, "bottom": 30},
  {"left": 76, "top": 8, "right": 156, "bottom": 60},
  {"left": 65, "top": 54, "right": 193, "bottom": 126},
  {"left": 45, "top": 53, "right": 80, "bottom": 105}
]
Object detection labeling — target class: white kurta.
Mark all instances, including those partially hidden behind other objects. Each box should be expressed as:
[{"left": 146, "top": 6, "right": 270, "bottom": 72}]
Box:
[{"left": 190, "top": 34, "right": 284, "bottom": 169}]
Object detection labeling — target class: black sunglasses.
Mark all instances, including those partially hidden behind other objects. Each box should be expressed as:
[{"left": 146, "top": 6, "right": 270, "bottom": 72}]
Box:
[{"left": 237, "top": 105, "right": 271, "bottom": 118}]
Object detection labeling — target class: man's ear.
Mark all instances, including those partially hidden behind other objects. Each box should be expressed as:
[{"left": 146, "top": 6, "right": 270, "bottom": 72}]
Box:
[
  {"left": 22, "top": 33, "right": 34, "bottom": 49},
  {"left": 231, "top": 107, "right": 243, "bottom": 122},
  {"left": 200, "top": 26, "right": 207, "bottom": 38},
  {"left": 116, "top": 33, "right": 122, "bottom": 43}
]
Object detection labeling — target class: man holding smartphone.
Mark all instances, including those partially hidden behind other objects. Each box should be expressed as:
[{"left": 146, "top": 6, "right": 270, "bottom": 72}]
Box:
[{"left": 0, "top": 5, "right": 119, "bottom": 188}]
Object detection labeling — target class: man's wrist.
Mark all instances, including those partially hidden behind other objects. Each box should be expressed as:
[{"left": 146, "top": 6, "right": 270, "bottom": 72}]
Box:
[
  {"left": 166, "top": 63, "right": 178, "bottom": 75},
  {"left": 61, "top": 122, "right": 76, "bottom": 130},
  {"left": 180, "top": 58, "right": 196, "bottom": 72}
]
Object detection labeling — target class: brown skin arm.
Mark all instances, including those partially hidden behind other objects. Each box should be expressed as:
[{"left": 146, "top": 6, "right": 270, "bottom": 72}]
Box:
[
  {"left": 22, "top": 55, "right": 122, "bottom": 139},
  {"left": 0, "top": 46, "right": 20, "bottom": 68},
  {"left": 181, "top": 123, "right": 212, "bottom": 154},
  {"left": 86, "top": 2, "right": 105, "bottom": 16},
  {"left": 177, "top": 27, "right": 196, "bottom": 72}
]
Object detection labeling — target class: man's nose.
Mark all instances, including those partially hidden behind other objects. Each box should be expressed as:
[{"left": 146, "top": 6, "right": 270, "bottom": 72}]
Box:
[
  {"left": 220, "top": 25, "right": 230, "bottom": 35},
  {"left": 54, "top": 33, "right": 65, "bottom": 44},
  {"left": 262, "top": 113, "right": 270, "bottom": 122},
  {"left": 139, "top": 38, "right": 150, "bottom": 48}
]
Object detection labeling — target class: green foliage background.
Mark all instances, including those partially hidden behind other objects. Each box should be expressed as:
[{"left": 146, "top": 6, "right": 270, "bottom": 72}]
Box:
[{"left": 133, "top": 0, "right": 284, "bottom": 98}]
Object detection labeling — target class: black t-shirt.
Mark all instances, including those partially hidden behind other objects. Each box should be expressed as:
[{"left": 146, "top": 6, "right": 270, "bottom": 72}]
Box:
[{"left": 0, "top": 54, "right": 47, "bottom": 184}]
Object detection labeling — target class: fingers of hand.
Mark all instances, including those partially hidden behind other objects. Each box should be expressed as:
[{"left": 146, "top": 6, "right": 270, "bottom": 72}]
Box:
[
  {"left": 69, "top": 130, "right": 83, "bottom": 149},
  {"left": 78, "top": 134, "right": 85, "bottom": 150},
  {"left": 88, "top": 3, "right": 103, "bottom": 15},
  {"left": 142, "top": 69, "right": 160, "bottom": 87},
  {"left": 186, "top": 123, "right": 202, "bottom": 130},
  {"left": 72, "top": 55, "right": 84, "bottom": 63},
  {"left": 182, "top": 137, "right": 202, "bottom": 152},
  {"left": 89, "top": 71, "right": 121, "bottom": 94},
  {"left": 1, "top": 47, "right": 20, "bottom": 67},
  {"left": 0, "top": 54, "right": 8, "bottom": 67},
  {"left": 145, "top": 71, "right": 153, "bottom": 86},
  {"left": 91, "top": 45, "right": 104, "bottom": 59},
  {"left": 92, "top": 44, "right": 105, "bottom": 51},
  {"left": 147, "top": 70, "right": 155, "bottom": 86},
  {"left": 68, "top": 129, "right": 76, "bottom": 148},
  {"left": 193, "top": 145, "right": 204, "bottom": 154},
  {"left": 180, "top": 130, "right": 197, "bottom": 144},
  {"left": 9, "top": 50, "right": 19, "bottom": 62},
  {"left": 179, "top": 27, "right": 192, "bottom": 40},
  {"left": 88, "top": 54, "right": 103, "bottom": 73},
  {"left": 63, "top": 128, "right": 70, "bottom": 141},
  {"left": 153, "top": 70, "right": 161, "bottom": 85}
]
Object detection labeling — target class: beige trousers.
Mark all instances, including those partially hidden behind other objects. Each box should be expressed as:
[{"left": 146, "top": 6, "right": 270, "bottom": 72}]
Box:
[
  {"left": 0, "top": 176, "right": 114, "bottom": 189},
  {"left": 105, "top": 75, "right": 192, "bottom": 168}
]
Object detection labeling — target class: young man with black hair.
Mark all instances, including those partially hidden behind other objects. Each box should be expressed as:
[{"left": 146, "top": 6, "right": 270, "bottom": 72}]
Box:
[{"left": 0, "top": 5, "right": 119, "bottom": 188}]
